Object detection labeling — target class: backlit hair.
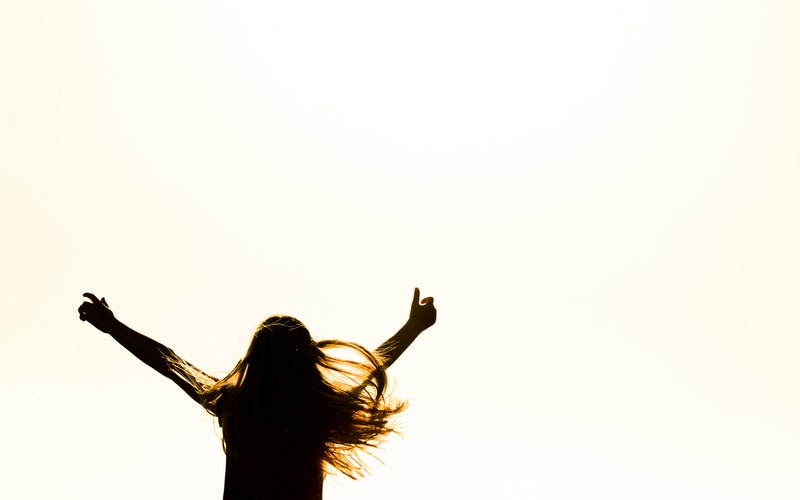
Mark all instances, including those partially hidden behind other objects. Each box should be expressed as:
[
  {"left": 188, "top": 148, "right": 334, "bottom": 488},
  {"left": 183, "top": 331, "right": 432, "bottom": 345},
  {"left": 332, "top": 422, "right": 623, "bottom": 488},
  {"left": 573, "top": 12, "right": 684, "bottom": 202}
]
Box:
[{"left": 169, "top": 316, "right": 406, "bottom": 478}]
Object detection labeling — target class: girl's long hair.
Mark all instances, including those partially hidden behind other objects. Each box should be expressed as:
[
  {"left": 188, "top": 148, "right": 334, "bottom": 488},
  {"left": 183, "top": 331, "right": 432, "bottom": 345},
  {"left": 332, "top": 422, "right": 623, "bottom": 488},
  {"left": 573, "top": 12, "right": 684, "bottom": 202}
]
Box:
[{"left": 169, "top": 316, "right": 406, "bottom": 478}]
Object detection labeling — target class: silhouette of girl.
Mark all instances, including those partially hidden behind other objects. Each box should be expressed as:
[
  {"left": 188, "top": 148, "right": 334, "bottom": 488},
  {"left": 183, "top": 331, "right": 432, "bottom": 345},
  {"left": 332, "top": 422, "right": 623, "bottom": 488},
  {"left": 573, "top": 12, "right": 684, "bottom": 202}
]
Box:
[{"left": 78, "top": 288, "right": 436, "bottom": 500}]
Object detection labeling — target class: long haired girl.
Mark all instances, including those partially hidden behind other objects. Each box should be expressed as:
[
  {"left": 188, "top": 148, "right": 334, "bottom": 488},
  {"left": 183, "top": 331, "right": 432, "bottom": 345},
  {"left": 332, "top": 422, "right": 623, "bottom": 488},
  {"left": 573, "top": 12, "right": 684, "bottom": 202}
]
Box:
[{"left": 78, "top": 288, "right": 436, "bottom": 499}]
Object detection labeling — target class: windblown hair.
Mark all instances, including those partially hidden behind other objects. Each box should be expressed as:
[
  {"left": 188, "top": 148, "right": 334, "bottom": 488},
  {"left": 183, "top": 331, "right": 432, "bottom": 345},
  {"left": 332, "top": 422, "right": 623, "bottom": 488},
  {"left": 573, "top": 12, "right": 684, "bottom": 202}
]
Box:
[{"left": 169, "top": 316, "right": 406, "bottom": 479}]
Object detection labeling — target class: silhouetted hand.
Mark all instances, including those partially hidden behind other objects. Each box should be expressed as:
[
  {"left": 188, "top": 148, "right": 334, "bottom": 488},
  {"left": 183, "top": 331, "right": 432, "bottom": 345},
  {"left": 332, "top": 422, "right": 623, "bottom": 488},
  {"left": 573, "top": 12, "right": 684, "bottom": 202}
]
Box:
[
  {"left": 78, "top": 293, "right": 118, "bottom": 333},
  {"left": 408, "top": 287, "right": 436, "bottom": 330}
]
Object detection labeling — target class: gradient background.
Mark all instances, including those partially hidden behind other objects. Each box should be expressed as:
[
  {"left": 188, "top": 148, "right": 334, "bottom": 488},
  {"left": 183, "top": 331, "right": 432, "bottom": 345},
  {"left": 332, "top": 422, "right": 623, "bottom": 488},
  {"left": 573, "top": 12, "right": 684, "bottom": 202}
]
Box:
[{"left": 1, "top": 1, "right": 799, "bottom": 499}]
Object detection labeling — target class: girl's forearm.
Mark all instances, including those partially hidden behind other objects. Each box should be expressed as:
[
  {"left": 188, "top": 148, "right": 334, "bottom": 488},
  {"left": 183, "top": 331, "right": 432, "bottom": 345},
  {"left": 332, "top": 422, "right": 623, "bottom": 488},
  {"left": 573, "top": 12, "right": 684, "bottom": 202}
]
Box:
[
  {"left": 375, "top": 320, "right": 427, "bottom": 370},
  {"left": 106, "top": 320, "right": 175, "bottom": 377}
]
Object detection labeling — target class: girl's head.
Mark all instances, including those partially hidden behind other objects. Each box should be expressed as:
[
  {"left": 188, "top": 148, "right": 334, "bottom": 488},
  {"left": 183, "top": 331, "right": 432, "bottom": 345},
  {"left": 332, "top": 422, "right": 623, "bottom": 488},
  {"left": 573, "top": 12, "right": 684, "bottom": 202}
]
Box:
[
  {"left": 239, "top": 316, "right": 316, "bottom": 383},
  {"left": 249, "top": 315, "right": 313, "bottom": 356}
]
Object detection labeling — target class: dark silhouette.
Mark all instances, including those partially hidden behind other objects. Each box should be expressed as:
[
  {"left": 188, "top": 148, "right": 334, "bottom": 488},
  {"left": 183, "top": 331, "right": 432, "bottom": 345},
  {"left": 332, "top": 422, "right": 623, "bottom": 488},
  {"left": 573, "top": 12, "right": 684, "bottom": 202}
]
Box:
[{"left": 78, "top": 288, "right": 436, "bottom": 500}]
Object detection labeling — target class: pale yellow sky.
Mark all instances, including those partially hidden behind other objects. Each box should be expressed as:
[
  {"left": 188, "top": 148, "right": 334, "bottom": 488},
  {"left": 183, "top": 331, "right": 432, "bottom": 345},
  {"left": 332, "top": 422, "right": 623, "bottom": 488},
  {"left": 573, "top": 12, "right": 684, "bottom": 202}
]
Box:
[{"left": 1, "top": 1, "right": 799, "bottom": 499}]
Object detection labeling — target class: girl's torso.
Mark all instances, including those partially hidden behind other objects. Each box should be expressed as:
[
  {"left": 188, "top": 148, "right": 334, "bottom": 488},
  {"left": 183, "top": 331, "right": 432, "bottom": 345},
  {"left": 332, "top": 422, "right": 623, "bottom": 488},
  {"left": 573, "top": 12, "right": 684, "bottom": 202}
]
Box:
[{"left": 222, "top": 451, "right": 324, "bottom": 500}]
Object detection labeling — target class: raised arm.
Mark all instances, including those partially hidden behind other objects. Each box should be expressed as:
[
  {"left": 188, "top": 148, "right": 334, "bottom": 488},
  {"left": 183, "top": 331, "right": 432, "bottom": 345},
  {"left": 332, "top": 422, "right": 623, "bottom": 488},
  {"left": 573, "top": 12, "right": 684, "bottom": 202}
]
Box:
[
  {"left": 78, "top": 293, "right": 215, "bottom": 403},
  {"left": 374, "top": 287, "right": 437, "bottom": 370}
]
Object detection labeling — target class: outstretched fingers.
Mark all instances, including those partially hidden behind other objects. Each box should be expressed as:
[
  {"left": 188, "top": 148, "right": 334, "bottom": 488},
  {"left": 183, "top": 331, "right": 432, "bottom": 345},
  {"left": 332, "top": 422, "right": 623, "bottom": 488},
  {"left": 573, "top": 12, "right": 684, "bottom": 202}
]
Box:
[
  {"left": 78, "top": 292, "right": 117, "bottom": 332},
  {"left": 79, "top": 292, "right": 110, "bottom": 321},
  {"left": 408, "top": 287, "right": 436, "bottom": 329}
]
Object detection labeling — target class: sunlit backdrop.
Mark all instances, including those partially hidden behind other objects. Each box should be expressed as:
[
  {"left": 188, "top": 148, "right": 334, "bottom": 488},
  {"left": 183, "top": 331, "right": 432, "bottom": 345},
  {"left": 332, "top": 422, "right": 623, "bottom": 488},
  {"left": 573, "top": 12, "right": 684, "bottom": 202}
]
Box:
[{"left": 2, "top": 1, "right": 799, "bottom": 499}]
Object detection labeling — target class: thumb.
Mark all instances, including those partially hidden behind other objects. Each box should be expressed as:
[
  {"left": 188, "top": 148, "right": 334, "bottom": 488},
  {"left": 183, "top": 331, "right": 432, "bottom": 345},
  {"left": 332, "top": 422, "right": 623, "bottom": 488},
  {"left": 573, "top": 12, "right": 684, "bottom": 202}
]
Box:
[{"left": 101, "top": 297, "right": 109, "bottom": 307}]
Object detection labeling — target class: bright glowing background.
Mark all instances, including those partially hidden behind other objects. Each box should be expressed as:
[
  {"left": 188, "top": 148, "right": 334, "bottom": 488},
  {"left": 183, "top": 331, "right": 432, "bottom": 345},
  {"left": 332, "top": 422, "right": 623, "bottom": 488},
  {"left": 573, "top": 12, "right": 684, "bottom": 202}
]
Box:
[{"left": 1, "top": 1, "right": 799, "bottom": 499}]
